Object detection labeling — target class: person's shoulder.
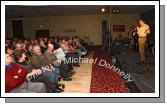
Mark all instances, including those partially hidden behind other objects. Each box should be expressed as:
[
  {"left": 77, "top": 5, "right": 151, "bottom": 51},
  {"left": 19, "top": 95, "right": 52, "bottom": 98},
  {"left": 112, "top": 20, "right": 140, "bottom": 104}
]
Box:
[
  {"left": 12, "top": 63, "right": 19, "bottom": 67},
  {"left": 43, "top": 50, "right": 47, "bottom": 54},
  {"left": 12, "top": 63, "right": 23, "bottom": 70},
  {"left": 31, "top": 54, "right": 37, "bottom": 59},
  {"left": 44, "top": 50, "right": 51, "bottom": 56},
  {"left": 145, "top": 24, "right": 150, "bottom": 28}
]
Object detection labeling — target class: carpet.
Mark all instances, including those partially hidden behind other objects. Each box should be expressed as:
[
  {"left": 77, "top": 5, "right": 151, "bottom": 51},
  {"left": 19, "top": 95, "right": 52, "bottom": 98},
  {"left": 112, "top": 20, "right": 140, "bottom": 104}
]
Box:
[{"left": 90, "top": 47, "right": 129, "bottom": 93}]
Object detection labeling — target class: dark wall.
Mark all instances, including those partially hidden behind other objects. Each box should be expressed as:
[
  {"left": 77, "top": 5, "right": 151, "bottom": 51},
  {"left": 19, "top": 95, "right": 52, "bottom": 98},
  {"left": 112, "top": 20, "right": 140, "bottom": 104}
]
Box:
[
  {"left": 140, "top": 9, "right": 155, "bottom": 45},
  {"left": 12, "top": 20, "right": 24, "bottom": 38}
]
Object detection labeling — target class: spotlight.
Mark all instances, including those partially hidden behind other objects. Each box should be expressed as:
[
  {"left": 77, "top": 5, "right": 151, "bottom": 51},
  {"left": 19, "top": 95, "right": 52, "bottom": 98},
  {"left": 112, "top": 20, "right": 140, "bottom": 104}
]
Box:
[{"left": 101, "top": 8, "right": 106, "bottom": 12}]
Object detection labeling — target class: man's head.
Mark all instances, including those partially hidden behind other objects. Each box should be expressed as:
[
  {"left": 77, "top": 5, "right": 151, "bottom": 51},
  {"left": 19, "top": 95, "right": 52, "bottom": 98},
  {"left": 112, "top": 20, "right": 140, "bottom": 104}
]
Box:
[
  {"left": 33, "top": 45, "right": 41, "bottom": 55},
  {"left": 14, "top": 50, "right": 27, "bottom": 62},
  {"left": 68, "top": 39, "right": 73, "bottom": 44},
  {"left": 39, "top": 40, "right": 45, "bottom": 45},
  {"left": 15, "top": 43, "right": 23, "bottom": 51},
  {"left": 47, "top": 43, "right": 54, "bottom": 51},
  {"left": 5, "top": 54, "right": 14, "bottom": 65},
  {"left": 6, "top": 46, "right": 15, "bottom": 56},
  {"left": 139, "top": 19, "right": 145, "bottom": 26},
  {"left": 27, "top": 44, "right": 33, "bottom": 51}
]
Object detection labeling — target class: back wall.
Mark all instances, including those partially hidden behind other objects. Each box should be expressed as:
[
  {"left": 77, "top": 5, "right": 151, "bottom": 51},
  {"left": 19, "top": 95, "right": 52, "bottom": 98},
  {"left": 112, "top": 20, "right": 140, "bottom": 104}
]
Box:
[{"left": 5, "top": 14, "right": 140, "bottom": 45}]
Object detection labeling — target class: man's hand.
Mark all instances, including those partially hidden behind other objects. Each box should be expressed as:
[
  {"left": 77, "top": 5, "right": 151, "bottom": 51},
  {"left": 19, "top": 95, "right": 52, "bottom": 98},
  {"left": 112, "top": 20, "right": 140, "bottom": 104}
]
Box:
[
  {"left": 50, "top": 65, "right": 56, "bottom": 72},
  {"left": 137, "top": 26, "right": 139, "bottom": 31},
  {"left": 26, "top": 72, "right": 33, "bottom": 78},
  {"left": 31, "top": 69, "right": 42, "bottom": 75},
  {"left": 53, "top": 50, "right": 57, "bottom": 54},
  {"left": 35, "top": 69, "right": 42, "bottom": 75},
  {"left": 54, "top": 59, "right": 61, "bottom": 64}
]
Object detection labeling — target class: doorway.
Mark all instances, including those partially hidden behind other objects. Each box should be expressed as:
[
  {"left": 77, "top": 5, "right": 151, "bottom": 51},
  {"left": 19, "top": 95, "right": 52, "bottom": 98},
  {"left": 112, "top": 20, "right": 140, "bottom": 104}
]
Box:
[
  {"left": 35, "top": 29, "right": 50, "bottom": 38},
  {"left": 12, "top": 20, "right": 24, "bottom": 38}
]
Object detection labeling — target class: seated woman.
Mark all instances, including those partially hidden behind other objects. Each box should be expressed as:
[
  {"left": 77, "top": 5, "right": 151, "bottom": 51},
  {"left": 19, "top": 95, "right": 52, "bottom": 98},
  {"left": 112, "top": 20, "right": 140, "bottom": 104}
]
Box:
[
  {"left": 5, "top": 54, "right": 46, "bottom": 93},
  {"left": 14, "top": 50, "right": 64, "bottom": 93}
]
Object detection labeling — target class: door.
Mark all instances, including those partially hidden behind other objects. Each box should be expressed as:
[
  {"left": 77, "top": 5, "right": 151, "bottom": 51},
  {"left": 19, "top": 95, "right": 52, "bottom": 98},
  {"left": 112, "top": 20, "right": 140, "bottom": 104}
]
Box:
[
  {"left": 12, "top": 20, "right": 24, "bottom": 38},
  {"left": 35, "top": 29, "right": 50, "bottom": 38}
]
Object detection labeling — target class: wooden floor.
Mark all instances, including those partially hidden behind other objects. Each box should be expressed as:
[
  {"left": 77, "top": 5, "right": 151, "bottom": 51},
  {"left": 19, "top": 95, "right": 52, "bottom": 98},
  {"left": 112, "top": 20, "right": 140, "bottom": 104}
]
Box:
[{"left": 63, "top": 52, "right": 93, "bottom": 93}]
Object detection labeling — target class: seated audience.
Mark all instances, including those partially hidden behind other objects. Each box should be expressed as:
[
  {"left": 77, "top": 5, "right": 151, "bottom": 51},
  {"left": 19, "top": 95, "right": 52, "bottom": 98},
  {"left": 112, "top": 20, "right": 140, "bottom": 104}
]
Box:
[
  {"left": 25, "top": 44, "right": 34, "bottom": 58},
  {"left": 44, "top": 43, "right": 72, "bottom": 81},
  {"left": 5, "top": 36, "right": 88, "bottom": 93},
  {"left": 6, "top": 46, "right": 15, "bottom": 56},
  {"left": 39, "top": 40, "right": 47, "bottom": 54},
  {"left": 53, "top": 38, "right": 60, "bottom": 49},
  {"left": 72, "top": 37, "right": 87, "bottom": 57},
  {"left": 60, "top": 39, "right": 80, "bottom": 67},
  {"left": 14, "top": 50, "right": 63, "bottom": 92},
  {"left": 30, "top": 45, "right": 60, "bottom": 87},
  {"left": 15, "top": 43, "right": 23, "bottom": 51},
  {"left": 5, "top": 54, "right": 46, "bottom": 93}
]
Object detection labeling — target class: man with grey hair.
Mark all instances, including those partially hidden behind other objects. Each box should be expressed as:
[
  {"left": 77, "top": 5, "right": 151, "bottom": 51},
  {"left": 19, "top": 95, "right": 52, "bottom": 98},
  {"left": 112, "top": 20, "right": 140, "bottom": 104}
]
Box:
[
  {"left": 30, "top": 45, "right": 61, "bottom": 90},
  {"left": 44, "top": 43, "right": 72, "bottom": 81}
]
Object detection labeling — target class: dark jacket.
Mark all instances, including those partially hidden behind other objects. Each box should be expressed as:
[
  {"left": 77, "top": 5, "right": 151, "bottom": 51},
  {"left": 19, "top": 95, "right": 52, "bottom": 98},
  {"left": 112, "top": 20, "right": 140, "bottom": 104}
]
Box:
[
  {"left": 44, "top": 50, "right": 57, "bottom": 65},
  {"left": 16, "top": 61, "right": 32, "bottom": 73},
  {"left": 30, "top": 54, "right": 50, "bottom": 69},
  {"left": 40, "top": 45, "right": 47, "bottom": 54}
]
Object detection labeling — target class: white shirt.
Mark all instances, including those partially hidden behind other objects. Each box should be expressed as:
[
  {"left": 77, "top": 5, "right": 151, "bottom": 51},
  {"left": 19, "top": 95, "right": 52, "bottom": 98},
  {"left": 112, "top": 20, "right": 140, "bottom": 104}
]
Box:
[
  {"left": 137, "top": 24, "right": 150, "bottom": 38},
  {"left": 53, "top": 48, "right": 66, "bottom": 61}
]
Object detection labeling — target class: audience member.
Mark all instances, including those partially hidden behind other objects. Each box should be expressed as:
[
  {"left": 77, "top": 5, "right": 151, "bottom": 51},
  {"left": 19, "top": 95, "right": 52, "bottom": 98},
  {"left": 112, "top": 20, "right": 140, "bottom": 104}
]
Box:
[{"left": 5, "top": 54, "right": 46, "bottom": 93}]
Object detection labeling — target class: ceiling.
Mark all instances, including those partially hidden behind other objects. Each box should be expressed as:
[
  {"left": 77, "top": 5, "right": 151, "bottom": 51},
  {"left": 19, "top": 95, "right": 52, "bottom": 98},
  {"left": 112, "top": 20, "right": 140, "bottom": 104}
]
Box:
[{"left": 5, "top": 5, "right": 155, "bottom": 18}]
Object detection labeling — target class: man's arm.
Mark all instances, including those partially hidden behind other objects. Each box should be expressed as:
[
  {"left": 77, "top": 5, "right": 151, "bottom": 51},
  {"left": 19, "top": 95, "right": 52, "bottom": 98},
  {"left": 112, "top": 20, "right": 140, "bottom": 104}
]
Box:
[{"left": 145, "top": 25, "right": 150, "bottom": 34}]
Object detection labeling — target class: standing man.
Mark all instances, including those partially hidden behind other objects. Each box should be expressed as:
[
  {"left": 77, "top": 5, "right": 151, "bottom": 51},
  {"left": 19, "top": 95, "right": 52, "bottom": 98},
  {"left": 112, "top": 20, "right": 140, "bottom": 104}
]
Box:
[{"left": 136, "top": 19, "right": 150, "bottom": 64}]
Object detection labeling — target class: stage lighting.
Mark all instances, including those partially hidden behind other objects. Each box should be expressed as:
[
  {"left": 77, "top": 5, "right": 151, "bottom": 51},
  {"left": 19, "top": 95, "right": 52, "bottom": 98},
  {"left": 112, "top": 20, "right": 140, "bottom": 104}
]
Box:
[
  {"left": 101, "top": 8, "right": 105, "bottom": 12},
  {"left": 112, "top": 8, "right": 120, "bottom": 14}
]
